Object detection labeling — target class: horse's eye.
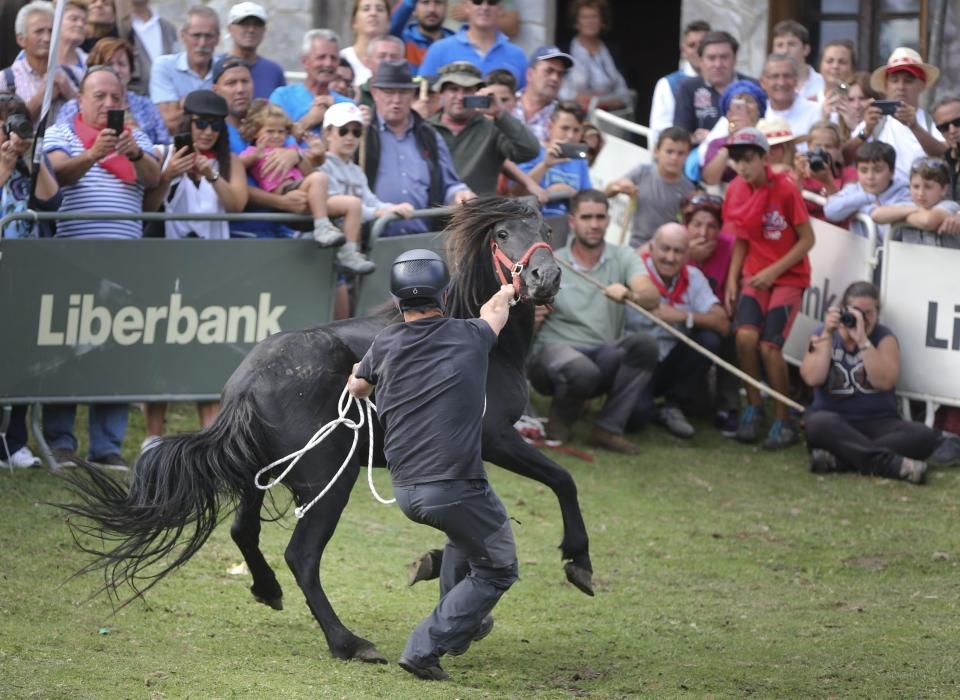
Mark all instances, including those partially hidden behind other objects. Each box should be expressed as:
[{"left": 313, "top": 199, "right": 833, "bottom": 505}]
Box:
[{"left": 496, "top": 229, "right": 508, "bottom": 240}]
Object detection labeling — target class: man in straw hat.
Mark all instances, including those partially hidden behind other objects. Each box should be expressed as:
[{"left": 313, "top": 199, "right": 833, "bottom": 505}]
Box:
[{"left": 847, "top": 47, "right": 946, "bottom": 182}]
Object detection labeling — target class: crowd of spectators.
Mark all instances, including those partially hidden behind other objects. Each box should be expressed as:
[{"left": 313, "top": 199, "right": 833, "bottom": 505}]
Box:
[{"left": 2, "top": 0, "right": 959, "bottom": 478}]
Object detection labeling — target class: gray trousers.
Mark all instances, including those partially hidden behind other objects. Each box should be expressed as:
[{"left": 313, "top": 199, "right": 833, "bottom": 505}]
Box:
[
  {"left": 528, "top": 332, "right": 658, "bottom": 433},
  {"left": 394, "top": 479, "right": 519, "bottom": 666}
]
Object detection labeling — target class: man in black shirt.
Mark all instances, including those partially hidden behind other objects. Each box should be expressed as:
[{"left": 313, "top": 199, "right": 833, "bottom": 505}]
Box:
[{"left": 347, "top": 250, "right": 517, "bottom": 681}]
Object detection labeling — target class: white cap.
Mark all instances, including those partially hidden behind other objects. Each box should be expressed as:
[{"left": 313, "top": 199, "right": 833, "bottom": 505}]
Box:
[
  {"left": 229, "top": 2, "right": 267, "bottom": 24},
  {"left": 323, "top": 102, "right": 365, "bottom": 129}
]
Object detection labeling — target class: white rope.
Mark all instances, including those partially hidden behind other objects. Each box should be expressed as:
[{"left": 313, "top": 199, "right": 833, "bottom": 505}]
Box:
[{"left": 254, "top": 384, "right": 394, "bottom": 518}]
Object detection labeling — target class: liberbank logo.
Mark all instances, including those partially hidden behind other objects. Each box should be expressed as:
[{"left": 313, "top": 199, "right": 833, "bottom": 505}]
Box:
[{"left": 36, "top": 293, "right": 287, "bottom": 347}]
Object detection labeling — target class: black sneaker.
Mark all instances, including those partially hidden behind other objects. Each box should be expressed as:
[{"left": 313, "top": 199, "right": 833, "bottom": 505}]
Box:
[
  {"left": 398, "top": 656, "right": 449, "bottom": 681},
  {"left": 447, "top": 614, "right": 494, "bottom": 656},
  {"left": 92, "top": 453, "right": 130, "bottom": 472},
  {"left": 928, "top": 436, "right": 960, "bottom": 468},
  {"left": 714, "top": 410, "right": 739, "bottom": 438}
]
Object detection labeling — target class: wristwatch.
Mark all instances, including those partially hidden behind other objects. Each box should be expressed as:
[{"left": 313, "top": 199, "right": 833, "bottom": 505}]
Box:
[
  {"left": 129, "top": 148, "right": 144, "bottom": 162},
  {"left": 856, "top": 129, "right": 869, "bottom": 141},
  {"left": 685, "top": 311, "right": 694, "bottom": 329},
  {"left": 206, "top": 171, "right": 220, "bottom": 183}
]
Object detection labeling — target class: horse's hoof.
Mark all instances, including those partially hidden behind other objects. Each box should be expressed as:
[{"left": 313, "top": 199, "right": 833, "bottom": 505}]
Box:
[
  {"left": 252, "top": 591, "right": 284, "bottom": 610},
  {"left": 353, "top": 643, "right": 388, "bottom": 664},
  {"left": 407, "top": 549, "right": 441, "bottom": 586},
  {"left": 564, "top": 562, "right": 595, "bottom": 597}
]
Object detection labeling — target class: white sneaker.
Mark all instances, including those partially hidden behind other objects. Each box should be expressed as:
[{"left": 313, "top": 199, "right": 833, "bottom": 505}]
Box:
[
  {"left": 336, "top": 242, "right": 376, "bottom": 275},
  {"left": 312, "top": 221, "right": 346, "bottom": 248},
  {"left": 2, "top": 446, "right": 41, "bottom": 468}
]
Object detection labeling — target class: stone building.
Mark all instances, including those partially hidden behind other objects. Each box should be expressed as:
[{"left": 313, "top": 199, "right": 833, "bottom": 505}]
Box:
[{"left": 153, "top": 0, "right": 957, "bottom": 119}]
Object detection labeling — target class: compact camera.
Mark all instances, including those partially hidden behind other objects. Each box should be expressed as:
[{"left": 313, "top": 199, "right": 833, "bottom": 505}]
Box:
[
  {"left": 808, "top": 146, "right": 833, "bottom": 173},
  {"left": 839, "top": 308, "right": 858, "bottom": 328}
]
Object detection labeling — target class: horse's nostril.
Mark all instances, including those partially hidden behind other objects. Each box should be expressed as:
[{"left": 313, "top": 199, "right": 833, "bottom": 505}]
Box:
[{"left": 530, "top": 268, "right": 541, "bottom": 280}]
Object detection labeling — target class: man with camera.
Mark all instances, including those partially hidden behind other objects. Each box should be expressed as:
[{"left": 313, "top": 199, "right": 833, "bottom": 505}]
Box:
[
  {"left": 847, "top": 48, "right": 946, "bottom": 183},
  {"left": 429, "top": 61, "right": 539, "bottom": 195},
  {"left": 1, "top": 95, "right": 59, "bottom": 240}
]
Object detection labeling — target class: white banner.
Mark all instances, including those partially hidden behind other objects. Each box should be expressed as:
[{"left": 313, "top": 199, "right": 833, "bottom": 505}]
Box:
[
  {"left": 783, "top": 217, "right": 876, "bottom": 365},
  {"left": 881, "top": 240, "right": 960, "bottom": 405}
]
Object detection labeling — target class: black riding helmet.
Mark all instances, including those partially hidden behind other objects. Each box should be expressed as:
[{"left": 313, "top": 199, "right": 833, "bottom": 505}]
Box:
[{"left": 390, "top": 249, "right": 450, "bottom": 311}]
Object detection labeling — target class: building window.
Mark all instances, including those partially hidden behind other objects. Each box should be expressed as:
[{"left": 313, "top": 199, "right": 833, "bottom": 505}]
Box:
[{"left": 810, "top": 0, "right": 927, "bottom": 68}]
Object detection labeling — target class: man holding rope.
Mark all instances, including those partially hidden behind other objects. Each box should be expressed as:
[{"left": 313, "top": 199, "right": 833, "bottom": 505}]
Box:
[
  {"left": 347, "top": 250, "right": 517, "bottom": 682},
  {"left": 528, "top": 189, "right": 660, "bottom": 453}
]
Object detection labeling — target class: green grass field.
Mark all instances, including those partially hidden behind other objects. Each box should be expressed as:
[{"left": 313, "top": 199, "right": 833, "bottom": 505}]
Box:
[{"left": 2, "top": 405, "right": 960, "bottom": 699}]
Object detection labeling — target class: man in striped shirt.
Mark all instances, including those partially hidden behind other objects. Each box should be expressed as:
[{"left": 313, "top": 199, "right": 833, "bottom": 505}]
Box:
[{"left": 44, "top": 66, "right": 160, "bottom": 240}]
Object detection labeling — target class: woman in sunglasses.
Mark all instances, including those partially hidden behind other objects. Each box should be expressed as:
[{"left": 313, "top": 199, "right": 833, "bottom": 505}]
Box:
[
  {"left": 56, "top": 38, "right": 170, "bottom": 145},
  {"left": 145, "top": 89, "right": 246, "bottom": 240}
]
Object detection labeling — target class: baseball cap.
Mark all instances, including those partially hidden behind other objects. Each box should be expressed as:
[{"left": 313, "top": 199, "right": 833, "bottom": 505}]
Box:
[
  {"left": 323, "top": 102, "right": 365, "bottom": 129},
  {"left": 726, "top": 127, "right": 770, "bottom": 153},
  {"left": 434, "top": 61, "right": 484, "bottom": 91},
  {"left": 228, "top": 2, "right": 267, "bottom": 24},
  {"left": 212, "top": 55, "right": 250, "bottom": 84},
  {"left": 529, "top": 45, "right": 574, "bottom": 69}
]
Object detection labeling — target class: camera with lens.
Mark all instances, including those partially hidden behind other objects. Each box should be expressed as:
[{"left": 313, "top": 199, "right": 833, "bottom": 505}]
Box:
[
  {"left": 839, "top": 308, "right": 857, "bottom": 328},
  {"left": 808, "top": 146, "right": 832, "bottom": 173},
  {"left": 3, "top": 113, "right": 34, "bottom": 140}
]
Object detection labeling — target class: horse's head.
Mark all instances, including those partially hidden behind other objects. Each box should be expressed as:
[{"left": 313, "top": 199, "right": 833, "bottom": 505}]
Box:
[
  {"left": 488, "top": 210, "right": 561, "bottom": 305},
  {"left": 445, "top": 197, "right": 561, "bottom": 312}
]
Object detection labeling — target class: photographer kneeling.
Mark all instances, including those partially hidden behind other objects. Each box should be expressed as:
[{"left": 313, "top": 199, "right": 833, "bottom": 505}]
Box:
[{"left": 800, "top": 281, "right": 958, "bottom": 484}]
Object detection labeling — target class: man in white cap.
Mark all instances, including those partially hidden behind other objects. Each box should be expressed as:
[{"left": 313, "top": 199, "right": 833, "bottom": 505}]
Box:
[
  {"left": 226, "top": 1, "right": 285, "bottom": 99},
  {"left": 846, "top": 47, "right": 946, "bottom": 182}
]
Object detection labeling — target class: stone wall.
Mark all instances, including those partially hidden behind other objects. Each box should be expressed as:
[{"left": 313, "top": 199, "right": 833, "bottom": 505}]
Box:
[{"left": 151, "top": 0, "right": 551, "bottom": 75}]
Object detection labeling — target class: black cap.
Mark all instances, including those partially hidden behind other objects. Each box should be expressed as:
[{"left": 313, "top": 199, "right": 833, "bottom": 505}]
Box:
[
  {"left": 183, "top": 90, "right": 229, "bottom": 117},
  {"left": 212, "top": 55, "right": 251, "bottom": 84},
  {"left": 370, "top": 60, "right": 419, "bottom": 90}
]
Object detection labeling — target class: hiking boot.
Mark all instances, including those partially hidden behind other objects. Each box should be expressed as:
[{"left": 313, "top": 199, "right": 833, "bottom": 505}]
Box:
[
  {"left": 899, "top": 457, "right": 928, "bottom": 484},
  {"left": 762, "top": 419, "right": 800, "bottom": 450},
  {"left": 312, "top": 221, "right": 346, "bottom": 248},
  {"left": 714, "top": 410, "right": 739, "bottom": 438},
  {"left": 735, "top": 405, "right": 765, "bottom": 444},
  {"left": 1, "top": 446, "right": 41, "bottom": 468},
  {"left": 92, "top": 453, "right": 130, "bottom": 472},
  {"left": 809, "top": 448, "right": 839, "bottom": 474},
  {"left": 51, "top": 447, "right": 79, "bottom": 468},
  {"left": 928, "top": 435, "right": 960, "bottom": 468},
  {"left": 398, "top": 656, "right": 449, "bottom": 681},
  {"left": 335, "top": 242, "right": 376, "bottom": 275},
  {"left": 447, "top": 614, "right": 494, "bottom": 656},
  {"left": 587, "top": 426, "right": 640, "bottom": 455},
  {"left": 656, "top": 404, "right": 695, "bottom": 439}
]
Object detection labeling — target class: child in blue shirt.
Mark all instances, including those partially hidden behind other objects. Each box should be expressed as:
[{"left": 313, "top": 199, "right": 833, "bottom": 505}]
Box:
[{"left": 515, "top": 101, "right": 591, "bottom": 216}]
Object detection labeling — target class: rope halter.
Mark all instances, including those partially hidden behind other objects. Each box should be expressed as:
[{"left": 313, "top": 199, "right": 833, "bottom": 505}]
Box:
[{"left": 490, "top": 238, "right": 553, "bottom": 306}]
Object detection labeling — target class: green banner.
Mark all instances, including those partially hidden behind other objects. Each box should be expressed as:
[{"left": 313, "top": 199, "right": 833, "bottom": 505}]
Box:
[{"left": 0, "top": 239, "right": 336, "bottom": 402}]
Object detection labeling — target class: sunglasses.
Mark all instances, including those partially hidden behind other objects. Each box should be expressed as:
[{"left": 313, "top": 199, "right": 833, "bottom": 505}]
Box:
[
  {"left": 192, "top": 117, "right": 224, "bottom": 132},
  {"left": 338, "top": 124, "right": 363, "bottom": 138},
  {"left": 470, "top": 0, "right": 501, "bottom": 5},
  {"left": 936, "top": 116, "right": 960, "bottom": 132},
  {"left": 686, "top": 193, "right": 723, "bottom": 207}
]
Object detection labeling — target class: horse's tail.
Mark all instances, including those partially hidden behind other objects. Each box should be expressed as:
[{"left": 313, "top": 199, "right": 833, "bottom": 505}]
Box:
[{"left": 59, "top": 390, "right": 270, "bottom": 606}]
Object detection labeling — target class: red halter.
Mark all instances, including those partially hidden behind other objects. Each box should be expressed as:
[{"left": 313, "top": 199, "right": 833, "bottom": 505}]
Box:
[{"left": 490, "top": 239, "right": 553, "bottom": 305}]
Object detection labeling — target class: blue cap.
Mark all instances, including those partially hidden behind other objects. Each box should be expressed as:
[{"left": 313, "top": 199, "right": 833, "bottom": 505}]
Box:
[{"left": 529, "top": 45, "right": 574, "bottom": 69}]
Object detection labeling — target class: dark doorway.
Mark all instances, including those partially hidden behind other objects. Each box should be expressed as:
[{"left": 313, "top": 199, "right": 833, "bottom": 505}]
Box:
[{"left": 554, "top": 0, "right": 683, "bottom": 126}]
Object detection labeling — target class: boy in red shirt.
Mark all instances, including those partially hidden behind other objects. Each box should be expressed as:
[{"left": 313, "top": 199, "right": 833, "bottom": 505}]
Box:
[{"left": 723, "top": 128, "right": 815, "bottom": 449}]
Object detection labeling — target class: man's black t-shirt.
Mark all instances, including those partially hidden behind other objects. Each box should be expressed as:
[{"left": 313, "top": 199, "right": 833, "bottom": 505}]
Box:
[{"left": 356, "top": 316, "right": 498, "bottom": 486}]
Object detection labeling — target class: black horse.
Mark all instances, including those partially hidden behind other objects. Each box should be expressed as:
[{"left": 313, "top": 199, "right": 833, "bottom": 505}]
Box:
[{"left": 62, "top": 196, "right": 593, "bottom": 664}]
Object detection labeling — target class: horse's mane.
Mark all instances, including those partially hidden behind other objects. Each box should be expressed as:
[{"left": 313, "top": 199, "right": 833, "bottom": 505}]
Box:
[{"left": 443, "top": 196, "right": 541, "bottom": 319}]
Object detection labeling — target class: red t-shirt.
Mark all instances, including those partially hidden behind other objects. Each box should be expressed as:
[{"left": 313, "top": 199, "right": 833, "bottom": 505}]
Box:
[{"left": 722, "top": 166, "right": 811, "bottom": 289}]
